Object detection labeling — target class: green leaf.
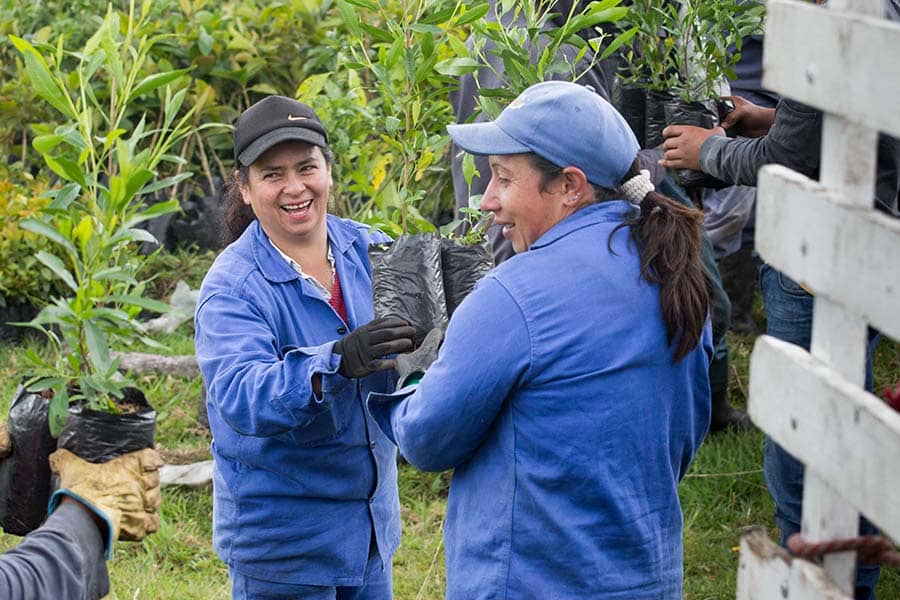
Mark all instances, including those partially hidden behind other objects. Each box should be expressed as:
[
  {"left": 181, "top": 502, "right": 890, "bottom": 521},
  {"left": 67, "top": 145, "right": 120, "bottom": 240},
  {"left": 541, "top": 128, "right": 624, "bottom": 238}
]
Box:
[
  {"left": 599, "top": 27, "right": 637, "bottom": 61},
  {"left": 84, "top": 319, "right": 112, "bottom": 374},
  {"left": 457, "top": 2, "right": 491, "bottom": 26},
  {"left": 47, "top": 183, "right": 81, "bottom": 211},
  {"left": 109, "top": 226, "right": 160, "bottom": 246},
  {"left": 248, "top": 83, "right": 280, "bottom": 95},
  {"left": 123, "top": 168, "right": 156, "bottom": 204},
  {"left": 126, "top": 198, "right": 180, "bottom": 228},
  {"left": 140, "top": 173, "right": 192, "bottom": 195},
  {"left": 44, "top": 155, "right": 88, "bottom": 188},
  {"left": 33, "top": 133, "right": 66, "bottom": 154},
  {"left": 434, "top": 57, "right": 483, "bottom": 77},
  {"left": 9, "top": 35, "right": 76, "bottom": 120},
  {"left": 336, "top": 0, "right": 361, "bottom": 37},
  {"left": 48, "top": 386, "right": 69, "bottom": 437},
  {"left": 92, "top": 267, "right": 138, "bottom": 285},
  {"left": 35, "top": 251, "right": 78, "bottom": 292},
  {"left": 106, "top": 294, "right": 172, "bottom": 314},
  {"left": 129, "top": 69, "right": 192, "bottom": 102},
  {"left": 20, "top": 218, "right": 78, "bottom": 256}
]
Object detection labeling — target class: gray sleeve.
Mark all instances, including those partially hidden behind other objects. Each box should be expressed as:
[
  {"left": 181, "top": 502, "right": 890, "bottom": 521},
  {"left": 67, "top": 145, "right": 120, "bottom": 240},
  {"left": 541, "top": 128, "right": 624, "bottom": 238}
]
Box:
[
  {"left": 0, "top": 502, "right": 109, "bottom": 600},
  {"left": 699, "top": 99, "right": 823, "bottom": 186}
]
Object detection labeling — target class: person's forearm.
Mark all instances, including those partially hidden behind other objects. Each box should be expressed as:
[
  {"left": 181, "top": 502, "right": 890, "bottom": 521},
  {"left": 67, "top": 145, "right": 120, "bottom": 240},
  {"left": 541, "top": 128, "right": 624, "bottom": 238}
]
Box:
[
  {"left": 0, "top": 501, "right": 109, "bottom": 599},
  {"left": 700, "top": 99, "right": 823, "bottom": 186}
]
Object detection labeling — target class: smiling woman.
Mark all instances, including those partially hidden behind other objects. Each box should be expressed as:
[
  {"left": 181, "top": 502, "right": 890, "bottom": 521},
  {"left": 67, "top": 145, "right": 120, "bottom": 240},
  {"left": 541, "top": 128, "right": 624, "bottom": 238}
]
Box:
[
  {"left": 194, "top": 95, "right": 415, "bottom": 599},
  {"left": 367, "top": 81, "right": 715, "bottom": 599}
]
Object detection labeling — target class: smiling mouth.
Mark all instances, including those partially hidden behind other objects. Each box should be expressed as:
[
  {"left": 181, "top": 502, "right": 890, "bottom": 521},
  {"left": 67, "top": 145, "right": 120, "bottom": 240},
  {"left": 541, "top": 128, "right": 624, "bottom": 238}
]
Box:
[{"left": 281, "top": 199, "right": 313, "bottom": 213}]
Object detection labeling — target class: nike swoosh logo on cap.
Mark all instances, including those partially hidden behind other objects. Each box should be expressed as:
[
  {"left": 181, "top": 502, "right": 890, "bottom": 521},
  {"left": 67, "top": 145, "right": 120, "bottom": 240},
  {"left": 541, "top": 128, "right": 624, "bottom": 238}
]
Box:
[{"left": 287, "top": 114, "right": 309, "bottom": 121}]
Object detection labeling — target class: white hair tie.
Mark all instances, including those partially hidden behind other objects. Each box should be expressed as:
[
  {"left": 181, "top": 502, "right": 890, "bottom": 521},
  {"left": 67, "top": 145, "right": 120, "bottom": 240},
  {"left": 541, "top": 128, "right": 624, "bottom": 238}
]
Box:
[{"left": 619, "top": 169, "right": 655, "bottom": 203}]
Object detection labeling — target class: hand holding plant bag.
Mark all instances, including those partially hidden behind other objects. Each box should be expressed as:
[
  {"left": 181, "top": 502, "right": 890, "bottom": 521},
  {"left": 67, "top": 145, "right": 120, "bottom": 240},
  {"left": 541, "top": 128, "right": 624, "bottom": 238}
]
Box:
[
  {"left": 48, "top": 447, "right": 163, "bottom": 555},
  {"left": 395, "top": 326, "right": 446, "bottom": 390}
]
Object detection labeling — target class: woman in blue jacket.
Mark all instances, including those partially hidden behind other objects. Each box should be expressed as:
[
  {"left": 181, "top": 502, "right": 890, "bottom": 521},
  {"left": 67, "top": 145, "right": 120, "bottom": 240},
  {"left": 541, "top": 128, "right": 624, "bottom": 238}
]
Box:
[
  {"left": 194, "top": 96, "right": 415, "bottom": 599},
  {"left": 369, "top": 81, "right": 714, "bottom": 598}
]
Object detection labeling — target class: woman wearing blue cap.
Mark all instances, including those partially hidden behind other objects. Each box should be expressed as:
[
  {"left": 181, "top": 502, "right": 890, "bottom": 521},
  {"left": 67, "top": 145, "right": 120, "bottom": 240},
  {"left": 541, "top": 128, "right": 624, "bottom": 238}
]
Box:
[
  {"left": 195, "top": 96, "right": 415, "bottom": 599},
  {"left": 369, "top": 81, "right": 713, "bottom": 598}
]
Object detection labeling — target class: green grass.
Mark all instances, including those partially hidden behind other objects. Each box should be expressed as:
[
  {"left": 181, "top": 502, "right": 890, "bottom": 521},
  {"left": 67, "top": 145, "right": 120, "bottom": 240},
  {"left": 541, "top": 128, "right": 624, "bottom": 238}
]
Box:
[{"left": 1, "top": 291, "right": 898, "bottom": 598}]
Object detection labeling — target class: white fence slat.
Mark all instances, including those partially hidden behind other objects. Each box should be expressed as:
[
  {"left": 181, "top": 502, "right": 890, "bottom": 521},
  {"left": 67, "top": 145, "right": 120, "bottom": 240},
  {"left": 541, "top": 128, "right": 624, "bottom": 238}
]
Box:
[
  {"left": 820, "top": 116, "right": 877, "bottom": 209},
  {"left": 737, "top": 529, "right": 852, "bottom": 600},
  {"left": 749, "top": 335, "right": 900, "bottom": 541},
  {"left": 755, "top": 165, "right": 900, "bottom": 341},
  {"left": 827, "top": 0, "right": 881, "bottom": 16},
  {"left": 763, "top": 0, "right": 900, "bottom": 138},
  {"left": 800, "top": 475, "right": 858, "bottom": 595},
  {"left": 811, "top": 300, "right": 868, "bottom": 386}
]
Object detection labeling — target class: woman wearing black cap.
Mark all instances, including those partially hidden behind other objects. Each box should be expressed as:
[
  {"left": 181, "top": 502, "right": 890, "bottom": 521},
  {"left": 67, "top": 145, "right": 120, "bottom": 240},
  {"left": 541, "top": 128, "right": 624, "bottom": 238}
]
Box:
[{"left": 195, "top": 95, "right": 415, "bottom": 598}]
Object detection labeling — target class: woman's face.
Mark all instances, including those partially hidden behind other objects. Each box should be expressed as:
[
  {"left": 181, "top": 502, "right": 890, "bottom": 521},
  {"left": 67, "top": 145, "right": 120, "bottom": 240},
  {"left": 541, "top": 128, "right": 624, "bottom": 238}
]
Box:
[
  {"left": 239, "top": 141, "right": 332, "bottom": 251},
  {"left": 480, "top": 154, "right": 568, "bottom": 253}
]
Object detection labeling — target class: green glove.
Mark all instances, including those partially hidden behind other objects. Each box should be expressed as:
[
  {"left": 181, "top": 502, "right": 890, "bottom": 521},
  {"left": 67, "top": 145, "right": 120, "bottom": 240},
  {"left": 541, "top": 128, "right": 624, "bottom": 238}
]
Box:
[
  {"left": 395, "top": 326, "right": 445, "bottom": 390},
  {"left": 48, "top": 448, "right": 164, "bottom": 557},
  {"left": 0, "top": 422, "right": 10, "bottom": 458}
]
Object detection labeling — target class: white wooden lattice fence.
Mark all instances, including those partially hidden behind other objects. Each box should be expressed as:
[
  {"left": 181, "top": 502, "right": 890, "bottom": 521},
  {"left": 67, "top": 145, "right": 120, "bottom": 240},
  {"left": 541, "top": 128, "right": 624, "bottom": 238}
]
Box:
[{"left": 737, "top": 0, "right": 900, "bottom": 597}]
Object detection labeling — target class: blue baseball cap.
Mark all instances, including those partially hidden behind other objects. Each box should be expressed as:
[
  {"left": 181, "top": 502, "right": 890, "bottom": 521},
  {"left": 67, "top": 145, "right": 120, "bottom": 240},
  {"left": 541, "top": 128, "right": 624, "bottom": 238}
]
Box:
[{"left": 447, "top": 81, "right": 639, "bottom": 188}]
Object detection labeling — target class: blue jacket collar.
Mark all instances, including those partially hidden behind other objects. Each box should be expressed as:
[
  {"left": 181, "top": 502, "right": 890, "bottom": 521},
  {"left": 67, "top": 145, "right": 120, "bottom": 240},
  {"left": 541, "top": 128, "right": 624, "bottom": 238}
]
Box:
[
  {"left": 529, "top": 200, "right": 638, "bottom": 251},
  {"left": 250, "top": 215, "right": 367, "bottom": 283}
]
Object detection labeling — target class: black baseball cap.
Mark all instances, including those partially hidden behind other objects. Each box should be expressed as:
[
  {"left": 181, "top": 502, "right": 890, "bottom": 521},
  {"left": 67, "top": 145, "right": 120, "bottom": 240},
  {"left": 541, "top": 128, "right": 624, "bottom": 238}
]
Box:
[{"left": 233, "top": 95, "right": 329, "bottom": 167}]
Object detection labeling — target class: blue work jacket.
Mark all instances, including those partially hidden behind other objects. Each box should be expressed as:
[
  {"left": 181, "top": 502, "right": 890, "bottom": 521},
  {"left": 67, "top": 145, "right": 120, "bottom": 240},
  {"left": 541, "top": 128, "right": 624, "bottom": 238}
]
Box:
[
  {"left": 370, "top": 201, "right": 712, "bottom": 599},
  {"left": 195, "top": 217, "right": 400, "bottom": 586}
]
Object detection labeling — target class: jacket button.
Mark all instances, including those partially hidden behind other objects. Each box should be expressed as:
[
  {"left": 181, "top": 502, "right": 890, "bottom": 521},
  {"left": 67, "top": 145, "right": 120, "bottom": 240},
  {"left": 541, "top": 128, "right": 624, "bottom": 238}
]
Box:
[
  {"left": 370, "top": 441, "right": 376, "bottom": 450},
  {"left": 337, "top": 326, "right": 347, "bottom": 334}
]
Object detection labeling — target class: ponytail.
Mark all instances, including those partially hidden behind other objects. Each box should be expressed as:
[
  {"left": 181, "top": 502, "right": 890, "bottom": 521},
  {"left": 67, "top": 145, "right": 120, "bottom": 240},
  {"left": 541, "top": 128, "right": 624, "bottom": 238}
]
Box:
[
  {"left": 222, "top": 166, "right": 256, "bottom": 246},
  {"left": 612, "top": 161, "right": 712, "bottom": 362}
]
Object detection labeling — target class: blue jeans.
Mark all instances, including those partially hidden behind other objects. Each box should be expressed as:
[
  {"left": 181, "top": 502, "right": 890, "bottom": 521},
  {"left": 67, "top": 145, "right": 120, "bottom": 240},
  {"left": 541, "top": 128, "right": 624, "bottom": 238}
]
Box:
[
  {"left": 759, "top": 264, "right": 881, "bottom": 599},
  {"left": 230, "top": 547, "right": 392, "bottom": 600}
]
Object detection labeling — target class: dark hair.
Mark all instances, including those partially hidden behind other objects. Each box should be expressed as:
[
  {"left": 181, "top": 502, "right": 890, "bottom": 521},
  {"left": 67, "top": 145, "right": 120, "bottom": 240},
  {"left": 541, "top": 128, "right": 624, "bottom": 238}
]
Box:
[
  {"left": 527, "top": 153, "right": 711, "bottom": 362},
  {"left": 221, "top": 144, "right": 335, "bottom": 246},
  {"left": 611, "top": 161, "right": 712, "bottom": 362}
]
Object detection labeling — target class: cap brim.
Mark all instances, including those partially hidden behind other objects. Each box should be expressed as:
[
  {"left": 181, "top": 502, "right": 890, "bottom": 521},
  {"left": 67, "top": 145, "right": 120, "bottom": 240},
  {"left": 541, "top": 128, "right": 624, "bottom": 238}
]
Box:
[
  {"left": 237, "top": 128, "right": 328, "bottom": 166},
  {"left": 447, "top": 121, "right": 531, "bottom": 156}
]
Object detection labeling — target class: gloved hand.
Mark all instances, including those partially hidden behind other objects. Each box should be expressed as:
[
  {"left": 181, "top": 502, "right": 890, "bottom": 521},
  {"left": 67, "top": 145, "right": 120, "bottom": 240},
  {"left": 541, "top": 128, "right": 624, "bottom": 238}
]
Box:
[
  {"left": 48, "top": 447, "right": 164, "bottom": 550},
  {"left": 395, "top": 326, "right": 445, "bottom": 390},
  {"left": 0, "top": 422, "right": 10, "bottom": 458},
  {"left": 333, "top": 316, "right": 416, "bottom": 379}
]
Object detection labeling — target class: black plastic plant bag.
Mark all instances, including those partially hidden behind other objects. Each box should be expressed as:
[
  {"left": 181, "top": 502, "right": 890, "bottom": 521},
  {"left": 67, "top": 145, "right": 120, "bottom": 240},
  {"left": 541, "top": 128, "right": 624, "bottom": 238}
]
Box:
[
  {"left": 57, "top": 387, "right": 156, "bottom": 463},
  {"left": 0, "top": 383, "right": 55, "bottom": 535},
  {"left": 440, "top": 239, "right": 494, "bottom": 316},
  {"left": 663, "top": 98, "right": 730, "bottom": 190},
  {"left": 369, "top": 233, "right": 448, "bottom": 342},
  {"left": 644, "top": 89, "right": 677, "bottom": 149},
  {"left": 612, "top": 83, "right": 647, "bottom": 149}
]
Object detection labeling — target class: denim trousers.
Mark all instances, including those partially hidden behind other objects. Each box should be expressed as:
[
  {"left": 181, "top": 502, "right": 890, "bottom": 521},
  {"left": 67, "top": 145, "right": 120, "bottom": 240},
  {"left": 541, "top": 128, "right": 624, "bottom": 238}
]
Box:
[
  {"left": 759, "top": 263, "right": 881, "bottom": 599},
  {"left": 230, "top": 545, "right": 392, "bottom": 600}
]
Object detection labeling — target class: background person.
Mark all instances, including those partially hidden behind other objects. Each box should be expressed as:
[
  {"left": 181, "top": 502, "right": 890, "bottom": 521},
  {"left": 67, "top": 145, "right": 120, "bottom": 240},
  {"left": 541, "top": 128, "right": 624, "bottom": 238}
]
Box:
[
  {"left": 659, "top": 21, "right": 900, "bottom": 593},
  {"left": 0, "top": 423, "right": 163, "bottom": 600},
  {"left": 194, "top": 95, "right": 415, "bottom": 599},
  {"left": 370, "top": 81, "right": 714, "bottom": 598}
]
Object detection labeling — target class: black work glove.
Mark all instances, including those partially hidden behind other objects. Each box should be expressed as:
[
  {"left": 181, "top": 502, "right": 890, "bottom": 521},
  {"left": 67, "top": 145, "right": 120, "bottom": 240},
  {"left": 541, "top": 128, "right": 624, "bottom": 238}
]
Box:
[
  {"left": 395, "top": 326, "right": 445, "bottom": 390},
  {"left": 333, "top": 316, "right": 416, "bottom": 379}
]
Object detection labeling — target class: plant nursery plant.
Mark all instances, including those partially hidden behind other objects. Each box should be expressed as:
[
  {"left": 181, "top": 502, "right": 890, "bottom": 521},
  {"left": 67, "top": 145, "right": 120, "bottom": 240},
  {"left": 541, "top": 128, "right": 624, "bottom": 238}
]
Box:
[
  {"left": 0, "top": 1, "right": 199, "bottom": 535},
  {"left": 616, "top": 0, "right": 764, "bottom": 154}
]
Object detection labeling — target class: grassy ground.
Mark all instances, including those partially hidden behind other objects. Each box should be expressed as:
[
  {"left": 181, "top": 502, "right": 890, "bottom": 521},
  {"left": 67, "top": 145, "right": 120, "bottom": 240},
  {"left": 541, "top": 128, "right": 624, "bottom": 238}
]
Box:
[{"left": 1, "top": 263, "right": 898, "bottom": 598}]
